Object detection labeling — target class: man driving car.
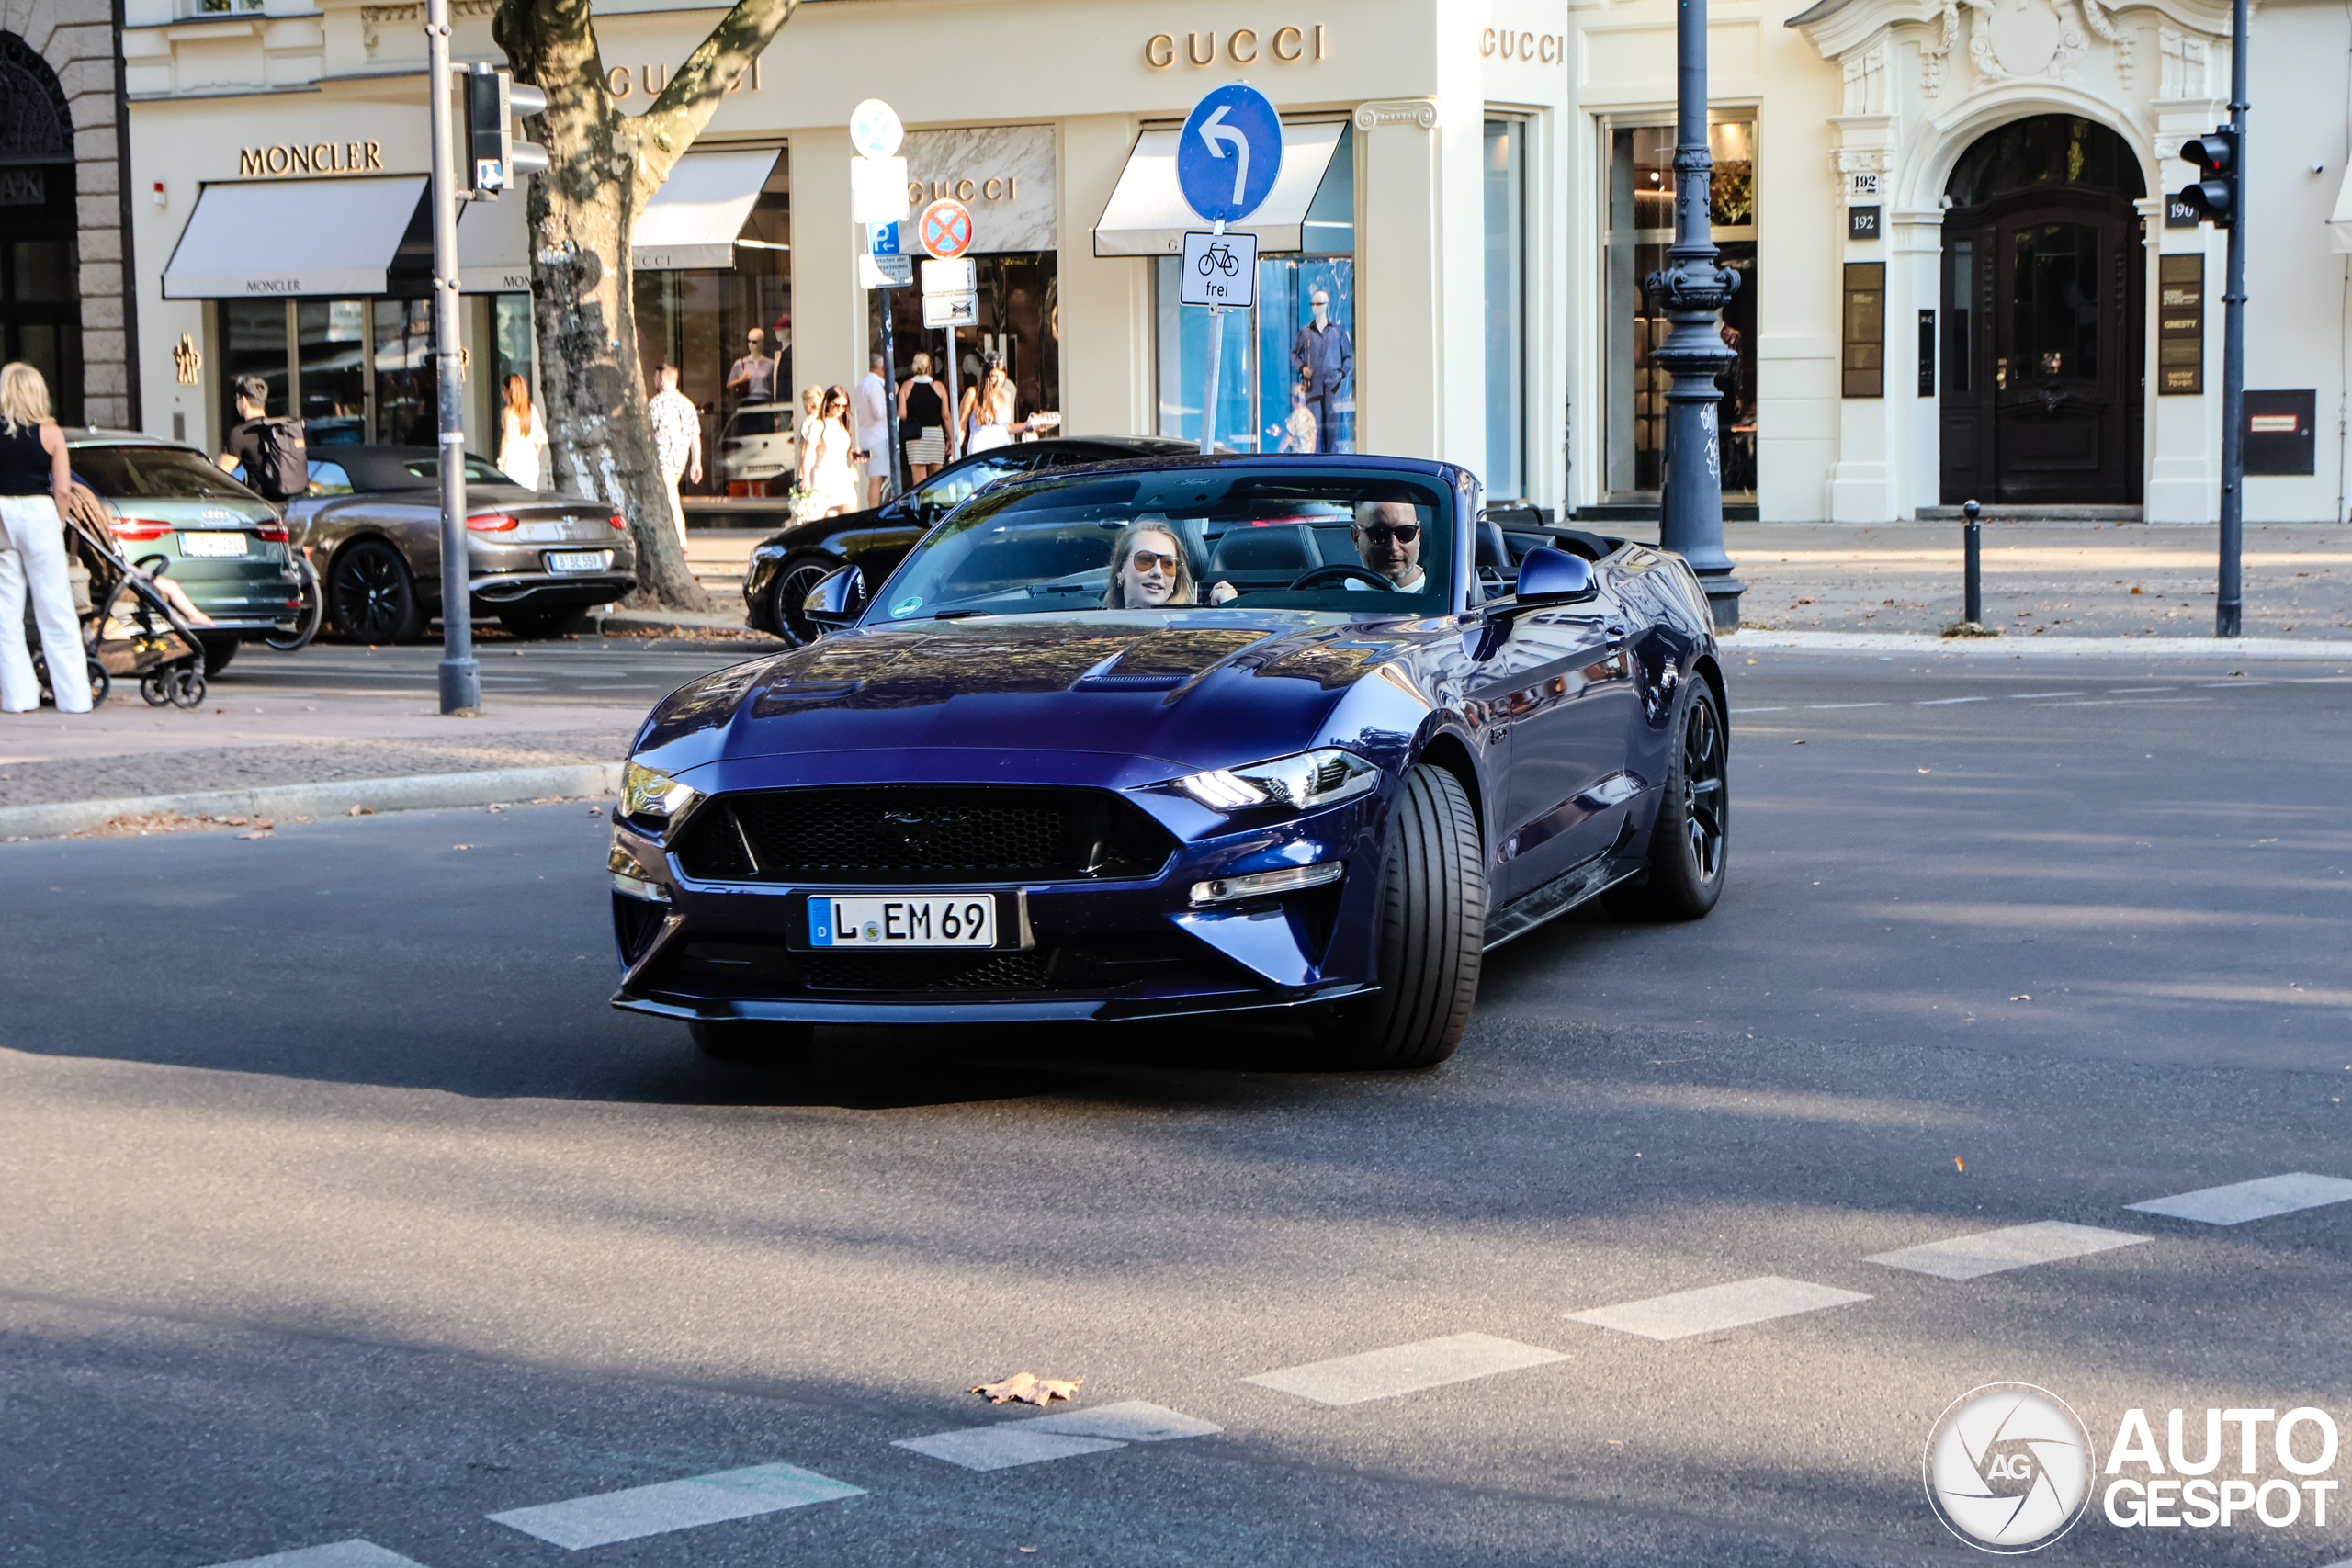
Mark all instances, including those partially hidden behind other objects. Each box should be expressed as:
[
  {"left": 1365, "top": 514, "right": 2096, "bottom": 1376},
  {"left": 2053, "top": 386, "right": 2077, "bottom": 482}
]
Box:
[{"left": 1349, "top": 500, "right": 1424, "bottom": 591}]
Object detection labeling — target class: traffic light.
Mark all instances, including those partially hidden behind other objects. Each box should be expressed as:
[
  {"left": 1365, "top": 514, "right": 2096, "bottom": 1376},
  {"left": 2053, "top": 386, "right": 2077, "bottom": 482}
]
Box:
[
  {"left": 463, "top": 63, "right": 548, "bottom": 197},
  {"left": 2177, "top": 128, "right": 2240, "bottom": 228}
]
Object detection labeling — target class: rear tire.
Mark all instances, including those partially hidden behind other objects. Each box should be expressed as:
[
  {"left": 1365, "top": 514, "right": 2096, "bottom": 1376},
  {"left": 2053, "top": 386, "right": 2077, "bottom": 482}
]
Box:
[
  {"left": 194, "top": 632, "right": 240, "bottom": 675},
  {"left": 331, "top": 538, "right": 425, "bottom": 644},
  {"left": 1316, "top": 763, "right": 1485, "bottom": 1069},
  {"left": 498, "top": 605, "right": 590, "bottom": 639},
  {"left": 1608, "top": 678, "right": 1728, "bottom": 921},
  {"left": 689, "top": 1019, "right": 814, "bottom": 1063}
]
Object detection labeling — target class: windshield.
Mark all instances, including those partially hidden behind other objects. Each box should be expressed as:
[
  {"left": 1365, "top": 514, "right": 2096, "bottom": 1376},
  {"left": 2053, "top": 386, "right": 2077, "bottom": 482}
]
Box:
[
  {"left": 729, "top": 410, "right": 789, "bottom": 437},
  {"left": 915, "top": 452, "right": 1037, "bottom": 513},
  {"left": 72, "top": 445, "right": 262, "bottom": 502},
  {"left": 869, "top": 467, "right": 1454, "bottom": 624}
]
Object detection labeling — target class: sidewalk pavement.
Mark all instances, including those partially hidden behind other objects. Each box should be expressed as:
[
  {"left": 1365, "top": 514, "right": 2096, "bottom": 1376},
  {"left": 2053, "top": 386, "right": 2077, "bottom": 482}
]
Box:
[{"left": 1723, "top": 521, "right": 2352, "bottom": 639}]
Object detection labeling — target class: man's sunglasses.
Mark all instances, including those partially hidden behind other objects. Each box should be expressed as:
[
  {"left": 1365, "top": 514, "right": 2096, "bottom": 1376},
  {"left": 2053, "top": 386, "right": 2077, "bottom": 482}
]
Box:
[
  {"left": 1129, "top": 550, "right": 1181, "bottom": 574},
  {"left": 1353, "top": 524, "right": 1420, "bottom": 544}
]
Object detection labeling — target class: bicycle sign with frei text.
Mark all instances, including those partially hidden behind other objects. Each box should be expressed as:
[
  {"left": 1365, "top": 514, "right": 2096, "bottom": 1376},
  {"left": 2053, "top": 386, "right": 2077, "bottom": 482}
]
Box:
[{"left": 1180, "top": 228, "right": 1258, "bottom": 308}]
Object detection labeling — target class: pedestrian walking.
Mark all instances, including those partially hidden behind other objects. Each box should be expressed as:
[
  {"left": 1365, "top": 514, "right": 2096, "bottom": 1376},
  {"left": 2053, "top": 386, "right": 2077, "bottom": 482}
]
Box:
[
  {"left": 1291, "top": 289, "right": 1353, "bottom": 454},
  {"left": 646, "top": 363, "right": 701, "bottom": 549},
  {"left": 854, "top": 353, "right": 892, "bottom": 508},
  {"left": 0, "top": 362, "right": 92, "bottom": 714},
  {"left": 217, "top": 375, "right": 310, "bottom": 502},
  {"left": 899, "top": 352, "right": 950, "bottom": 480},
  {"left": 958, "top": 353, "right": 1026, "bottom": 456},
  {"left": 497, "top": 374, "right": 548, "bottom": 490},
  {"left": 797, "top": 385, "right": 861, "bottom": 518}
]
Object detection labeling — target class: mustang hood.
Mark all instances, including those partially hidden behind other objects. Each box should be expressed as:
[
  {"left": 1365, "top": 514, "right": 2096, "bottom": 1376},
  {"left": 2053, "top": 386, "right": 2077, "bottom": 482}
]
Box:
[{"left": 634, "top": 613, "right": 1423, "bottom": 777}]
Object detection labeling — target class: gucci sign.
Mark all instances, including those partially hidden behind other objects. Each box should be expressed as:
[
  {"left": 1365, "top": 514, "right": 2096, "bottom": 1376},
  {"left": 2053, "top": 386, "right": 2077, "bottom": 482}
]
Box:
[
  {"left": 1482, "top": 28, "right": 1565, "bottom": 63},
  {"left": 1146, "top": 25, "right": 1328, "bottom": 67}
]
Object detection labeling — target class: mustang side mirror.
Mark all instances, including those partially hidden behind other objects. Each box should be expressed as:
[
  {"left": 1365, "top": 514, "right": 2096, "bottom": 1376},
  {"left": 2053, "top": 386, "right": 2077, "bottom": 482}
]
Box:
[
  {"left": 802, "top": 563, "right": 865, "bottom": 635},
  {"left": 1502, "top": 545, "right": 1599, "bottom": 613}
]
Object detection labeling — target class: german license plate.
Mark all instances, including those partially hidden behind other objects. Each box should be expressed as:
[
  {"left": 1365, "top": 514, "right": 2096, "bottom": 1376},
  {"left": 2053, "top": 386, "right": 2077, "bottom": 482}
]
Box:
[
  {"left": 547, "top": 550, "right": 607, "bottom": 572},
  {"left": 180, "top": 532, "right": 248, "bottom": 558},
  {"left": 808, "top": 894, "right": 994, "bottom": 948}
]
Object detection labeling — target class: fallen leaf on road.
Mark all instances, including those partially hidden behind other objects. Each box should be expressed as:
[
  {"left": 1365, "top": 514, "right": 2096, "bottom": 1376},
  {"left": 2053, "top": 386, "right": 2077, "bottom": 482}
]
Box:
[
  {"left": 2010, "top": 994, "right": 2030, "bottom": 1002},
  {"left": 1792, "top": 739, "right": 1806, "bottom": 745},
  {"left": 347, "top": 804, "right": 374, "bottom": 817},
  {"left": 238, "top": 830, "right": 271, "bottom": 840},
  {"left": 972, "top": 1372, "right": 1082, "bottom": 1406},
  {"left": 1954, "top": 1157, "right": 1965, "bottom": 1172},
  {"left": 452, "top": 844, "right": 474, "bottom": 851},
  {"left": 587, "top": 805, "right": 604, "bottom": 817}
]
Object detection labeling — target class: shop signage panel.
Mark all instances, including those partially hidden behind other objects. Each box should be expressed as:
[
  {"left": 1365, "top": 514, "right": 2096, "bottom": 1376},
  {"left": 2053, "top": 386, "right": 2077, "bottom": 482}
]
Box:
[
  {"left": 2243, "top": 389, "right": 2316, "bottom": 475},
  {"left": 902, "top": 126, "right": 1056, "bottom": 254},
  {"left": 1180, "top": 229, "right": 1258, "bottom": 307},
  {"left": 2157, "top": 253, "right": 2204, "bottom": 395}
]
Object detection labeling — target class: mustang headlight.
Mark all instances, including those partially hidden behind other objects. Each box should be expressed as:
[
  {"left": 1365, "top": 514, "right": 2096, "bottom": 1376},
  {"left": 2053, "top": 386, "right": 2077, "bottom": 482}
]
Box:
[
  {"left": 1175, "top": 748, "right": 1380, "bottom": 814},
  {"left": 622, "top": 760, "right": 700, "bottom": 821}
]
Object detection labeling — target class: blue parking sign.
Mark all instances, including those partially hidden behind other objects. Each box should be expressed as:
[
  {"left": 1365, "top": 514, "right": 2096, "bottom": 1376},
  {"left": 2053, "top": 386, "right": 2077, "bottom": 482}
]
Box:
[
  {"left": 869, "top": 220, "right": 901, "bottom": 256},
  {"left": 1176, "top": 84, "right": 1284, "bottom": 224}
]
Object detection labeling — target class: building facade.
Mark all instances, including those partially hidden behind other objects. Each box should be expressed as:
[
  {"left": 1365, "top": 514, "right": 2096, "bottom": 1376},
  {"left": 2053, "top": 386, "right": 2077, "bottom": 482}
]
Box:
[
  {"left": 6, "top": 0, "right": 137, "bottom": 427},
  {"left": 114, "top": 0, "right": 2352, "bottom": 523}
]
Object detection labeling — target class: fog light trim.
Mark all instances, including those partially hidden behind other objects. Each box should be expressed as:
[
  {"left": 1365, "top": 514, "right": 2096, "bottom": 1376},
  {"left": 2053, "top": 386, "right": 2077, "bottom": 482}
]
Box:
[{"left": 1189, "top": 861, "right": 1344, "bottom": 905}]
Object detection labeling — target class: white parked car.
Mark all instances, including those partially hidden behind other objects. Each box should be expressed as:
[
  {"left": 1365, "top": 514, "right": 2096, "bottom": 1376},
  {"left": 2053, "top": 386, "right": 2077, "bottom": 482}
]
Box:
[{"left": 717, "top": 401, "right": 799, "bottom": 494}]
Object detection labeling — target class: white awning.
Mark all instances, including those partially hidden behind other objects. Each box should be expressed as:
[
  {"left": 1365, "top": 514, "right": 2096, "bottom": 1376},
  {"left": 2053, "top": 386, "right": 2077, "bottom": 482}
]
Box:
[
  {"left": 633, "top": 149, "right": 780, "bottom": 271},
  {"left": 163, "top": 175, "right": 427, "bottom": 299},
  {"left": 2329, "top": 164, "right": 2352, "bottom": 254},
  {"left": 1092, "top": 122, "right": 1346, "bottom": 257},
  {"left": 458, "top": 193, "right": 531, "bottom": 293}
]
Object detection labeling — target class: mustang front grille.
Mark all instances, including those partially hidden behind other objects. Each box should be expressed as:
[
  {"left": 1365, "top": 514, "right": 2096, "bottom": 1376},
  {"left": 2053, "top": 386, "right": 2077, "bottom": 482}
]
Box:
[{"left": 672, "top": 785, "right": 1178, "bottom": 886}]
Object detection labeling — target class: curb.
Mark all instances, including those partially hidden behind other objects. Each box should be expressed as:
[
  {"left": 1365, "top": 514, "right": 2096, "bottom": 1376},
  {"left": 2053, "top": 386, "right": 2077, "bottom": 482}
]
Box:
[
  {"left": 590, "top": 606, "right": 765, "bottom": 638},
  {"left": 1732, "top": 629, "right": 2352, "bottom": 660},
  {"left": 0, "top": 762, "right": 622, "bottom": 842}
]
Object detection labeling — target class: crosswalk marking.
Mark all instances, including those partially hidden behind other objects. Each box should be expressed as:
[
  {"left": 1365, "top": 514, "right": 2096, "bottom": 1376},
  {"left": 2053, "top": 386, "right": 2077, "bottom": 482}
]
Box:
[
  {"left": 1566, "top": 1276, "right": 1869, "bottom": 1341},
  {"left": 1242, "top": 1331, "right": 1566, "bottom": 1406},
  {"left": 1864, "top": 1221, "right": 2149, "bottom": 1280},
  {"left": 487, "top": 1461, "right": 863, "bottom": 1550},
  {"left": 894, "top": 1427, "right": 1128, "bottom": 1472},
  {"left": 2126, "top": 1172, "right": 2352, "bottom": 1225},
  {"left": 1023, "top": 1400, "right": 1224, "bottom": 1442},
  {"left": 204, "top": 1544, "right": 428, "bottom": 1568},
  {"left": 893, "top": 1401, "right": 1224, "bottom": 1472}
]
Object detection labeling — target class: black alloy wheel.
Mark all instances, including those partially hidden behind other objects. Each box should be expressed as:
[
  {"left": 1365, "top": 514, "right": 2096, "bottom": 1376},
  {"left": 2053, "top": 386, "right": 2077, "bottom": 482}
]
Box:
[
  {"left": 1609, "top": 677, "right": 1728, "bottom": 920},
  {"left": 330, "top": 539, "right": 425, "bottom": 644},
  {"left": 1315, "top": 763, "right": 1486, "bottom": 1069},
  {"left": 769, "top": 554, "right": 843, "bottom": 646}
]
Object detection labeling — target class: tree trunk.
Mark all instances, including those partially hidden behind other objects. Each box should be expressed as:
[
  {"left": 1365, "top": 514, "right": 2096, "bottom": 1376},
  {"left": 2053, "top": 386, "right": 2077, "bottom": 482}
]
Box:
[{"left": 493, "top": 0, "right": 801, "bottom": 613}]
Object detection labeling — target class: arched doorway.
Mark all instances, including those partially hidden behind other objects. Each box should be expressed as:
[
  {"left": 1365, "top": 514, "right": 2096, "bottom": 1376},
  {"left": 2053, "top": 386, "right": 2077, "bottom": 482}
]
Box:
[
  {"left": 0, "top": 32, "right": 81, "bottom": 424},
  {"left": 1939, "top": 115, "right": 2145, "bottom": 505}
]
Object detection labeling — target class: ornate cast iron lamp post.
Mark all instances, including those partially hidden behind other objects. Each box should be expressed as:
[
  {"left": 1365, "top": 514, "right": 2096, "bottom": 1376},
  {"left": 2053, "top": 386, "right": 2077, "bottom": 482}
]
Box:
[{"left": 1645, "top": 0, "right": 1745, "bottom": 630}]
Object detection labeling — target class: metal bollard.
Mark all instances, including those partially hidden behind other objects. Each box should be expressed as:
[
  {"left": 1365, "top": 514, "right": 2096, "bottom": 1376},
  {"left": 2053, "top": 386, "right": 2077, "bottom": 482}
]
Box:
[{"left": 1962, "top": 498, "right": 1983, "bottom": 627}]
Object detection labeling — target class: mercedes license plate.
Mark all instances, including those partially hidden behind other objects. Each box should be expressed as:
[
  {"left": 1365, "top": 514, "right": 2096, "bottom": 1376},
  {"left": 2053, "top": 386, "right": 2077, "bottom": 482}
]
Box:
[
  {"left": 809, "top": 894, "right": 994, "bottom": 948},
  {"left": 180, "top": 532, "right": 248, "bottom": 558},
  {"left": 547, "top": 550, "right": 607, "bottom": 572}
]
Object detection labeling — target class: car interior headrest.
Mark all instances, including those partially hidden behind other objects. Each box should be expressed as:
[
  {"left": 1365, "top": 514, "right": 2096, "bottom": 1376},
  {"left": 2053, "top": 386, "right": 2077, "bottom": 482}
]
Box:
[{"left": 1207, "top": 524, "right": 1317, "bottom": 574}]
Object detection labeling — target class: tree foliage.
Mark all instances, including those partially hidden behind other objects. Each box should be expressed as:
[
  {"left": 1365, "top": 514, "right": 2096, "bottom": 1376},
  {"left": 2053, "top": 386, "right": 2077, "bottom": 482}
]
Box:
[{"left": 492, "top": 0, "right": 803, "bottom": 609}]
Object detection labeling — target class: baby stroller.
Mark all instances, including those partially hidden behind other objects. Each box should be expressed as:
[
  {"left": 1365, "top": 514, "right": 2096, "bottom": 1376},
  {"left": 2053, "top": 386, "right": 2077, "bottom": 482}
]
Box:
[{"left": 28, "top": 483, "right": 209, "bottom": 709}]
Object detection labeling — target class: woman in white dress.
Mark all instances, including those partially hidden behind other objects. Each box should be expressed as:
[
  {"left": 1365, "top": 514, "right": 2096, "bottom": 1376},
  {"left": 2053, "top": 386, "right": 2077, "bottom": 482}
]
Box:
[
  {"left": 798, "top": 385, "right": 862, "bottom": 518},
  {"left": 956, "top": 353, "right": 1028, "bottom": 456},
  {"left": 496, "top": 374, "right": 548, "bottom": 490}
]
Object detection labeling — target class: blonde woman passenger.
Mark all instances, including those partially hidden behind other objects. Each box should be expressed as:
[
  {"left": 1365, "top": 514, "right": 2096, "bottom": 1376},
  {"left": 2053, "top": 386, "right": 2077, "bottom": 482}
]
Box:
[
  {"left": 496, "top": 374, "right": 548, "bottom": 490},
  {"left": 1100, "top": 521, "right": 1196, "bottom": 610},
  {"left": 0, "top": 363, "right": 91, "bottom": 713}
]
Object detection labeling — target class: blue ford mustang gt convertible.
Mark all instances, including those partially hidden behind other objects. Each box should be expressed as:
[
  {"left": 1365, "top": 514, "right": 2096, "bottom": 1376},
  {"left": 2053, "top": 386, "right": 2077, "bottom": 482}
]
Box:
[{"left": 608, "top": 454, "right": 1727, "bottom": 1069}]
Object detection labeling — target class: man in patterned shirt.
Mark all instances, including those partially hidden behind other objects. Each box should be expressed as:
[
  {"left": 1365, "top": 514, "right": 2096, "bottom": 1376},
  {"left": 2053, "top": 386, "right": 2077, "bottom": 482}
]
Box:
[{"left": 646, "top": 362, "right": 701, "bottom": 549}]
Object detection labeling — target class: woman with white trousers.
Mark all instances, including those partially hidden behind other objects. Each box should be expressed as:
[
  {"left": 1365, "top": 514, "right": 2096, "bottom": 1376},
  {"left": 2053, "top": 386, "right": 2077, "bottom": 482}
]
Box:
[{"left": 0, "top": 362, "right": 92, "bottom": 714}]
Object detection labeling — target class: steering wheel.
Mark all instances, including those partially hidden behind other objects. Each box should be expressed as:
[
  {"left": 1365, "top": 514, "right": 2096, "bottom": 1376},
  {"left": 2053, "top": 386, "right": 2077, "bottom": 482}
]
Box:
[{"left": 1287, "top": 563, "right": 1397, "bottom": 592}]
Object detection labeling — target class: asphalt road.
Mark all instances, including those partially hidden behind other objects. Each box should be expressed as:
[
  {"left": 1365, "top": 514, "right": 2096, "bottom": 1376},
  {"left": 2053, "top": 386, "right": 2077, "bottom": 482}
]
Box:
[
  {"left": 3, "top": 651, "right": 2347, "bottom": 1568},
  {"left": 216, "top": 637, "right": 774, "bottom": 708}
]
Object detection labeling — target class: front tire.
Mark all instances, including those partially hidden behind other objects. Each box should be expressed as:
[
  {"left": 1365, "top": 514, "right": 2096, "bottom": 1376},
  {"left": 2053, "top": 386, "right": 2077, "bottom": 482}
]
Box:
[
  {"left": 767, "top": 553, "right": 842, "bottom": 646},
  {"left": 1317, "top": 763, "right": 1485, "bottom": 1069},
  {"left": 1609, "top": 677, "right": 1728, "bottom": 921},
  {"left": 689, "top": 1019, "right": 814, "bottom": 1063},
  {"left": 331, "top": 539, "right": 425, "bottom": 644}
]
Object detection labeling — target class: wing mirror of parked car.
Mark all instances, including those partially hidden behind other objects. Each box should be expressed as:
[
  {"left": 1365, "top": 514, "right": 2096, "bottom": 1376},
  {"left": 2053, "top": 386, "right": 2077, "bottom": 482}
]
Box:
[
  {"left": 1502, "top": 546, "right": 1600, "bottom": 614},
  {"left": 802, "top": 563, "right": 866, "bottom": 635}
]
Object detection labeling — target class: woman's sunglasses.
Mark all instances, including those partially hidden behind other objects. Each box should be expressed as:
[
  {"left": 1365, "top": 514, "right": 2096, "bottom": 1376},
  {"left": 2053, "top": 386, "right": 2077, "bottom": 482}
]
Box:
[
  {"left": 1355, "top": 524, "right": 1420, "bottom": 544},
  {"left": 1129, "top": 550, "right": 1180, "bottom": 574}
]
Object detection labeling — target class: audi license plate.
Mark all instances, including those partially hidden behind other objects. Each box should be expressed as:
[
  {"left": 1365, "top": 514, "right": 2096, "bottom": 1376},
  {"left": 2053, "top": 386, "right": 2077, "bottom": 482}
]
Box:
[
  {"left": 809, "top": 894, "right": 995, "bottom": 948},
  {"left": 547, "top": 550, "right": 607, "bottom": 572},
  {"left": 180, "top": 532, "right": 248, "bottom": 558}
]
